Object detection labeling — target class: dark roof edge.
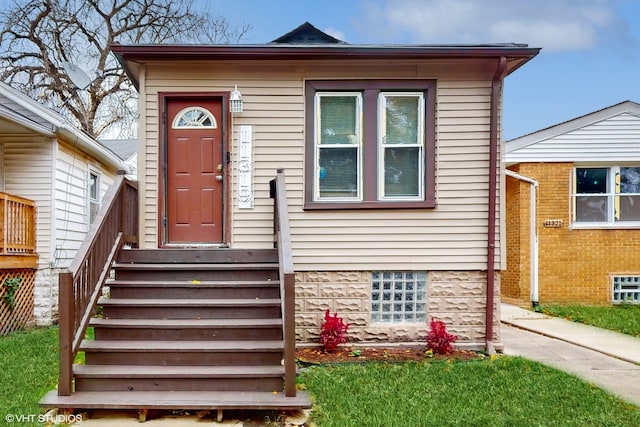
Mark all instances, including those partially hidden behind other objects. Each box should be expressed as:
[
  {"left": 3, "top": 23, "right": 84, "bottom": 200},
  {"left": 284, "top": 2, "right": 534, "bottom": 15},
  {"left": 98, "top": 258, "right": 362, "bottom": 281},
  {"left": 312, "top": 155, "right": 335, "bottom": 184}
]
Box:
[
  {"left": 111, "top": 43, "right": 539, "bottom": 58},
  {"left": 111, "top": 43, "right": 540, "bottom": 90}
]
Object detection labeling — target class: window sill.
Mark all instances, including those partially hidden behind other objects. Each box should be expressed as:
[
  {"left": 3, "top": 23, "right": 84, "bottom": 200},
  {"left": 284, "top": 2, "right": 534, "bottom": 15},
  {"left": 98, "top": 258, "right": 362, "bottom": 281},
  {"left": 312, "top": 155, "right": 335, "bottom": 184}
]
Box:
[
  {"left": 304, "top": 200, "right": 436, "bottom": 210},
  {"left": 570, "top": 223, "right": 640, "bottom": 230}
]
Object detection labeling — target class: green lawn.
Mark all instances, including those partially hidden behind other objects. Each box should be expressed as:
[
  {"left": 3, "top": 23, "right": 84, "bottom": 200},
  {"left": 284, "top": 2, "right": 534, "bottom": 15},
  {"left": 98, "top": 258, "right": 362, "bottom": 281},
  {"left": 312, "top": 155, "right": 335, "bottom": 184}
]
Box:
[
  {"left": 0, "top": 327, "right": 58, "bottom": 426},
  {"left": 299, "top": 358, "right": 640, "bottom": 427},
  {"left": 538, "top": 304, "right": 640, "bottom": 337},
  {"left": 2, "top": 325, "right": 640, "bottom": 426}
]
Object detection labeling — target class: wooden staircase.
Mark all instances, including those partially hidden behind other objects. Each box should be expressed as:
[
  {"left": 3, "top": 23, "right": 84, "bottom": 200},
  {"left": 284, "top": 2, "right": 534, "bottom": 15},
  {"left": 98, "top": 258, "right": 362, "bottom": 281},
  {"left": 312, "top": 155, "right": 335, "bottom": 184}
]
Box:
[{"left": 40, "top": 248, "right": 310, "bottom": 419}]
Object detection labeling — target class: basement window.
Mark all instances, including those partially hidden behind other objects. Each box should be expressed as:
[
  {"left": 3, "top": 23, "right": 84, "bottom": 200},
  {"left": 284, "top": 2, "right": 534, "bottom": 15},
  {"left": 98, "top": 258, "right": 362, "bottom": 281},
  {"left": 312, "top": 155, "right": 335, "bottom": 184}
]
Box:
[
  {"left": 612, "top": 276, "right": 640, "bottom": 304},
  {"left": 371, "top": 271, "right": 427, "bottom": 323}
]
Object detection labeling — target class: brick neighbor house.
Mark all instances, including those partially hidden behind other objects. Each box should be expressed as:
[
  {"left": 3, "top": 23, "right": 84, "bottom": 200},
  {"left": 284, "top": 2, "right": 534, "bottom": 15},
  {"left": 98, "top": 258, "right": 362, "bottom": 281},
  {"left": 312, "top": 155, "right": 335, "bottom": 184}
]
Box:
[{"left": 504, "top": 100, "right": 640, "bottom": 306}]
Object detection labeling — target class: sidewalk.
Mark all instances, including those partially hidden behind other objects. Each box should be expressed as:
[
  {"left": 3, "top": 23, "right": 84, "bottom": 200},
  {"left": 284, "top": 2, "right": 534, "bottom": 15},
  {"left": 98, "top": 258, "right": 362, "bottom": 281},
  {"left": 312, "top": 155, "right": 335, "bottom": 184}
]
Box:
[
  {"left": 500, "top": 303, "right": 640, "bottom": 365},
  {"left": 500, "top": 303, "right": 640, "bottom": 407}
]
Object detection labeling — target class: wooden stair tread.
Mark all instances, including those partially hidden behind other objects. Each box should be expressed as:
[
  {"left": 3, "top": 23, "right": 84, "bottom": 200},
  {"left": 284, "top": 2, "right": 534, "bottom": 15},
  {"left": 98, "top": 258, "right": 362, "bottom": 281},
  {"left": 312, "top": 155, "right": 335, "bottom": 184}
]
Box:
[
  {"left": 112, "top": 262, "right": 278, "bottom": 270},
  {"left": 90, "top": 318, "right": 282, "bottom": 328},
  {"left": 116, "top": 248, "right": 278, "bottom": 264},
  {"left": 80, "top": 340, "right": 284, "bottom": 352},
  {"left": 73, "top": 364, "right": 285, "bottom": 378},
  {"left": 105, "top": 279, "right": 279, "bottom": 287},
  {"left": 40, "top": 390, "right": 311, "bottom": 410},
  {"left": 98, "top": 297, "right": 281, "bottom": 306}
]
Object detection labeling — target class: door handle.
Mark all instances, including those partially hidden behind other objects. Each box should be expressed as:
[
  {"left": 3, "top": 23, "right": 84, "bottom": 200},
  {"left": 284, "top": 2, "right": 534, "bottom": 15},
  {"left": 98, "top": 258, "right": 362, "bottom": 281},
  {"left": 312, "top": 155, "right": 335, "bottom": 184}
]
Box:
[{"left": 215, "top": 175, "right": 223, "bottom": 182}]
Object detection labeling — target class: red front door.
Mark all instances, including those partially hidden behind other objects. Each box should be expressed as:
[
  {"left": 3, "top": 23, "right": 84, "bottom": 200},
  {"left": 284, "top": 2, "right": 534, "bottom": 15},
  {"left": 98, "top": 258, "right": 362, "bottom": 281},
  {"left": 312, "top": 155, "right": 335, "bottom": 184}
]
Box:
[{"left": 165, "top": 98, "right": 224, "bottom": 244}]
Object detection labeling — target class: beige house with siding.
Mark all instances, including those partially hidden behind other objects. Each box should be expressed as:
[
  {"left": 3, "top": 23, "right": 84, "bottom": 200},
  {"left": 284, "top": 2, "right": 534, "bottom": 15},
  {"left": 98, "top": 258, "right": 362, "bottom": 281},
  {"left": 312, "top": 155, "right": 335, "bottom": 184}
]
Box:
[
  {"left": 0, "top": 81, "right": 126, "bottom": 330},
  {"left": 112, "top": 22, "right": 539, "bottom": 351}
]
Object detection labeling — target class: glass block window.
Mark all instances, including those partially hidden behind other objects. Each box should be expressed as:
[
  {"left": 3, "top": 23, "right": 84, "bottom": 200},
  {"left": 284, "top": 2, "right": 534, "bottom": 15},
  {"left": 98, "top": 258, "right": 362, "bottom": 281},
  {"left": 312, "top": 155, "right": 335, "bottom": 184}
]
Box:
[
  {"left": 371, "top": 271, "right": 427, "bottom": 323},
  {"left": 612, "top": 276, "right": 640, "bottom": 304}
]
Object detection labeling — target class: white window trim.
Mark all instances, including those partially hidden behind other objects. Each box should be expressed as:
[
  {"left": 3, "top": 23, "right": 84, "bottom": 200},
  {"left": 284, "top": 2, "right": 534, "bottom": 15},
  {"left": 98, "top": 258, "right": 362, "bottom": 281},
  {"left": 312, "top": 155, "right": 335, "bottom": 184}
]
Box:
[
  {"left": 171, "top": 106, "right": 218, "bottom": 129},
  {"left": 314, "top": 92, "right": 363, "bottom": 202},
  {"left": 88, "top": 169, "right": 101, "bottom": 227},
  {"left": 570, "top": 166, "right": 640, "bottom": 229},
  {"left": 377, "top": 91, "right": 425, "bottom": 201}
]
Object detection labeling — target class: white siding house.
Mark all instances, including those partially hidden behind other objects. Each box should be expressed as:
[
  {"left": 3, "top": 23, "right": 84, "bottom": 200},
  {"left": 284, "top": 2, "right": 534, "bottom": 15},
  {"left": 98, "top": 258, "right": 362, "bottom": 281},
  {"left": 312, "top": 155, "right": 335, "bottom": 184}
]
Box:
[{"left": 0, "top": 81, "right": 126, "bottom": 325}]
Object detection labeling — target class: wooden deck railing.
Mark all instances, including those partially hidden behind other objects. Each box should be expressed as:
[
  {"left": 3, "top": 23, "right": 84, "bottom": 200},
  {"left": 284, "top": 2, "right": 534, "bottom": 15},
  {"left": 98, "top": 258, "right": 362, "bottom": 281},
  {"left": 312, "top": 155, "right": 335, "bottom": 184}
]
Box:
[
  {"left": 58, "top": 173, "right": 138, "bottom": 396},
  {"left": 270, "top": 168, "right": 296, "bottom": 397},
  {"left": 0, "top": 192, "right": 36, "bottom": 254}
]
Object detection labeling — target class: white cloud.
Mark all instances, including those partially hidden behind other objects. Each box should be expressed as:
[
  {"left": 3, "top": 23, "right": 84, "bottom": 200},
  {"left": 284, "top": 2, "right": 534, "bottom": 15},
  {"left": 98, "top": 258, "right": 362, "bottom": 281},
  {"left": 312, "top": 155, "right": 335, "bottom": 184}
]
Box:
[
  {"left": 323, "top": 27, "right": 346, "bottom": 42},
  {"left": 357, "top": 0, "right": 620, "bottom": 52}
]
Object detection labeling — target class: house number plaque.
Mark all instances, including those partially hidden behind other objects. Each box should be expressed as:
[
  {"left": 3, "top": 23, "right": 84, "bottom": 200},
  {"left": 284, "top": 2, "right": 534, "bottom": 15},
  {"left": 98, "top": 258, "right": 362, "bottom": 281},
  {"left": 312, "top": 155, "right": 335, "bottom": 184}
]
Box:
[{"left": 237, "top": 125, "right": 253, "bottom": 209}]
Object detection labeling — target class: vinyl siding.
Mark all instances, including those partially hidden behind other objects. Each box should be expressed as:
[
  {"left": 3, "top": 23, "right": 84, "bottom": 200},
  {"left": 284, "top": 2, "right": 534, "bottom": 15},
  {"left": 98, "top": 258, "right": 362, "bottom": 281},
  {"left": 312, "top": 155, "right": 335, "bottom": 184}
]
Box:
[
  {"left": 506, "top": 112, "right": 640, "bottom": 163},
  {"left": 2, "top": 137, "right": 53, "bottom": 269},
  {"left": 53, "top": 142, "right": 116, "bottom": 268},
  {"left": 140, "top": 61, "right": 500, "bottom": 271}
]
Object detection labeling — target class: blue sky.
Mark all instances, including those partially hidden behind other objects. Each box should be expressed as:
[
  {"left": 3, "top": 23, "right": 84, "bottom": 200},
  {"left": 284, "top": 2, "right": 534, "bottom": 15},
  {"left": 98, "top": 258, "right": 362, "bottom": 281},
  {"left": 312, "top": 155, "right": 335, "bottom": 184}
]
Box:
[{"left": 208, "top": 0, "right": 640, "bottom": 141}]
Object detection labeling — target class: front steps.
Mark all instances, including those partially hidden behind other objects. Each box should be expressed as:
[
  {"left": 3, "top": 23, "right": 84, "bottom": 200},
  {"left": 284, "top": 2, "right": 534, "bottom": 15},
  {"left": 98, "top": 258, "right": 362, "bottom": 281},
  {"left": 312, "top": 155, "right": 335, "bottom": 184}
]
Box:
[{"left": 40, "top": 248, "right": 310, "bottom": 418}]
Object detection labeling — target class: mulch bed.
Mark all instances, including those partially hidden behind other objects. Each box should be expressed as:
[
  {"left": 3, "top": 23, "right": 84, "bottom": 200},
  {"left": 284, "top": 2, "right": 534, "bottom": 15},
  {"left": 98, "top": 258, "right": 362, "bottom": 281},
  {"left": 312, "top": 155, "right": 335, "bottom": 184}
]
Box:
[{"left": 296, "top": 346, "right": 485, "bottom": 364}]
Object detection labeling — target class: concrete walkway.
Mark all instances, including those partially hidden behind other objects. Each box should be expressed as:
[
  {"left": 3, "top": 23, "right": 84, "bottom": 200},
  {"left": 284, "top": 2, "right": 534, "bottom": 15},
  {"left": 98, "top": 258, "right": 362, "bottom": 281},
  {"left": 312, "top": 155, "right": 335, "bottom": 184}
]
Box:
[{"left": 500, "top": 303, "right": 640, "bottom": 407}]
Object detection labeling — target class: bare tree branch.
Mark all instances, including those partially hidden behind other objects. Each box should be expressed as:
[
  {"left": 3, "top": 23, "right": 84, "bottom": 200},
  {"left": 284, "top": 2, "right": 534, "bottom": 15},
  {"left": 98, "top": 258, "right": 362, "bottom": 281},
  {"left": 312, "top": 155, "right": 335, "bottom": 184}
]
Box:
[{"left": 0, "top": 0, "right": 250, "bottom": 138}]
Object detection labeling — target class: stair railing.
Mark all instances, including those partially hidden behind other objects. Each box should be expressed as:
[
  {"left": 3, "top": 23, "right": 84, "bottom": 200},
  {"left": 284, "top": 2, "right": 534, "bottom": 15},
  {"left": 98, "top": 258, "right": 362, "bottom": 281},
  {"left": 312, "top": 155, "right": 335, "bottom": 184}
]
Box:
[
  {"left": 270, "top": 168, "right": 296, "bottom": 397},
  {"left": 58, "top": 172, "right": 138, "bottom": 396}
]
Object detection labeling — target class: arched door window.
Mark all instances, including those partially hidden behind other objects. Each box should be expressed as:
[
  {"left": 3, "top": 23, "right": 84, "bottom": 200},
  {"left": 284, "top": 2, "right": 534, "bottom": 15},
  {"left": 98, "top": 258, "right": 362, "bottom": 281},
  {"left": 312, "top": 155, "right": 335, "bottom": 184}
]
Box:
[{"left": 171, "top": 106, "right": 218, "bottom": 129}]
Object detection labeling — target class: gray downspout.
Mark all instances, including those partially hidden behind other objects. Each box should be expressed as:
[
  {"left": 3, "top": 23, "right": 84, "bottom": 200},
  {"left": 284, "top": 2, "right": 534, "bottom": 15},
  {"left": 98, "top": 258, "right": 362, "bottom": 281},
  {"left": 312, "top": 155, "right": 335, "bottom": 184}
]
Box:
[{"left": 485, "top": 56, "right": 507, "bottom": 355}]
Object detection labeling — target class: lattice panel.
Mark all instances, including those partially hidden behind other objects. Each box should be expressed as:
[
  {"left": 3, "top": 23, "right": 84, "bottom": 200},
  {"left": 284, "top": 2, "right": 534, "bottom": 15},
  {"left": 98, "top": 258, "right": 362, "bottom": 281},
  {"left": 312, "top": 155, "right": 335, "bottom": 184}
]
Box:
[{"left": 0, "top": 269, "right": 35, "bottom": 335}]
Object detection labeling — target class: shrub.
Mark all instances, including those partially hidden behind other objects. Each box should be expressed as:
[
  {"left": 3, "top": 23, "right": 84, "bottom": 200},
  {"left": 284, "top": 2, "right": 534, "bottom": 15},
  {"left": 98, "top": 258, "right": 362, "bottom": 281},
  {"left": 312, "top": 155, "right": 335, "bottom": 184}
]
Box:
[
  {"left": 426, "top": 319, "right": 457, "bottom": 355},
  {"left": 320, "top": 310, "right": 350, "bottom": 352},
  {"left": 3, "top": 276, "right": 21, "bottom": 310}
]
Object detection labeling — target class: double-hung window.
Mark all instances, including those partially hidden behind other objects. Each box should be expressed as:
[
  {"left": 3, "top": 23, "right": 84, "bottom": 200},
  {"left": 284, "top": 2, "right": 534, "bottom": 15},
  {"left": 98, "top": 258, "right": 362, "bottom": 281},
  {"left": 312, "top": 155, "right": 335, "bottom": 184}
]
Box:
[
  {"left": 379, "top": 92, "right": 424, "bottom": 200},
  {"left": 305, "top": 80, "right": 435, "bottom": 209},
  {"left": 572, "top": 166, "right": 640, "bottom": 226},
  {"left": 315, "top": 93, "right": 362, "bottom": 200}
]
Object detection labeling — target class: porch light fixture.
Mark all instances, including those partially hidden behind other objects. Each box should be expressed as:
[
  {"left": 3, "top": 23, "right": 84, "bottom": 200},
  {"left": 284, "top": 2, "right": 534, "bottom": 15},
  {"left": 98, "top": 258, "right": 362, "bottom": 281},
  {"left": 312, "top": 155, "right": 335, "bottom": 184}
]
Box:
[{"left": 230, "top": 85, "right": 243, "bottom": 113}]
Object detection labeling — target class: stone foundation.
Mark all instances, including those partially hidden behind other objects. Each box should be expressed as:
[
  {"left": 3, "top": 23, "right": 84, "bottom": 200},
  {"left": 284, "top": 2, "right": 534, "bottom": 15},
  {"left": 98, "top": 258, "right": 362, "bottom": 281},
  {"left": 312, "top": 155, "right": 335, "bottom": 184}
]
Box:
[
  {"left": 295, "top": 270, "right": 500, "bottom": 348},
  {"left": 33, "top": 268, "right": 60, "bottom": 326}
]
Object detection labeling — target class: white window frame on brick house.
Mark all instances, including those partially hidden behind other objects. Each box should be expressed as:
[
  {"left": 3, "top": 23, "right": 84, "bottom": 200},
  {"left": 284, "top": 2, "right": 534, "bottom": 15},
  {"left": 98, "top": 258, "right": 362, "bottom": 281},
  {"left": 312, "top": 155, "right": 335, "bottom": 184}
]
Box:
[{"left": 571, "top": 166, "right": 640, "bottom": 228}]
